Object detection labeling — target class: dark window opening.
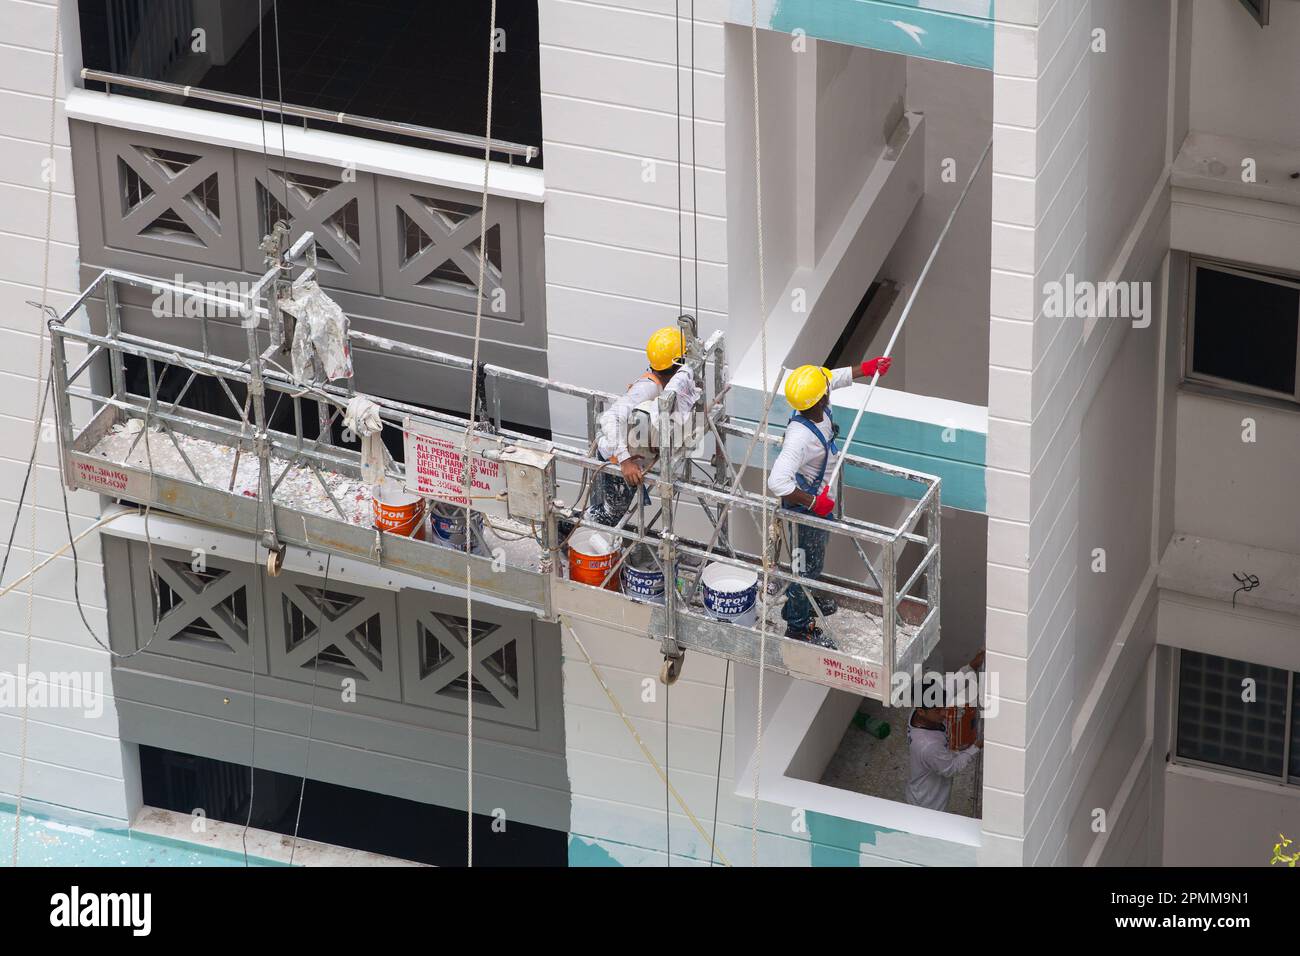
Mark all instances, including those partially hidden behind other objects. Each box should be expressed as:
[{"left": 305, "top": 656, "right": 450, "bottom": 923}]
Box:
[
  {"left": 1177, "top": 650, "right": 1290, "bottom": 778},
  {"left": 1188, "top": 262, "right": 1300, "bottom": 401},
  {"left": 138, "top": 744, "right": 567, "bottom": 866},
  {"left": 825, "top": 279, "right": 900, "bottom": 370},
  {"left": 78, "top": 0, "right": 543, "bottom": 164}
]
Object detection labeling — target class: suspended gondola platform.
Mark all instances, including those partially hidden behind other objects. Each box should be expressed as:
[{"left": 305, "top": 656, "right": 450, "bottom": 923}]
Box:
[{"left": 49, "top": 233, "right": 941, "bottom": 700}]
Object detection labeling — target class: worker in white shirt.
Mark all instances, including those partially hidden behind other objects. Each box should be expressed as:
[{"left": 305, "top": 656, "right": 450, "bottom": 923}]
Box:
[
  {"left": 586, "top": 326, "right": 701, "bottom": 527},
  {"left": 767, "top": 356, "right": 891, "bottom": 646},
  {"left": 905, "top": 650, "right": 985, "bottom": 812}
]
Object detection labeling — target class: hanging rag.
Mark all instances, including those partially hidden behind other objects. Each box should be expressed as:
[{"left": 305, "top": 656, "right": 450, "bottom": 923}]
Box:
[
  {"left": 343, "top": 394, "right": 386, "bottom": 486},
  {"left": 279, "top": 277, "right": 354, "bottom": 384}
]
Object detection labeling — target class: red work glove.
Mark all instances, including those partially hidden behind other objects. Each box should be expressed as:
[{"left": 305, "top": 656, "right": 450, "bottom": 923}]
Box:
[
  {"left": 860, "top": 356, "right": 892, "bottom": 378},
  {"left": 812, "top": 489, "right": 836, "bottom": 517}
]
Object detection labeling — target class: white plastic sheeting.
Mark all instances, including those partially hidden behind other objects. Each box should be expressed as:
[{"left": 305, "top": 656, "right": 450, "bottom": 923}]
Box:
[{"left": 280, "top": 277, "right": 354, "bottom": 384}]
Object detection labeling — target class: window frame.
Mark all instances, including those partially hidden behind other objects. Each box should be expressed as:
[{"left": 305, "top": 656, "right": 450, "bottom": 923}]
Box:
[
  {"left": 1171, "top": 647, "right": 1300, "bottom": 788},
  {"left": 1185, "top": 257, "right": 1300, "bottom": 406}
]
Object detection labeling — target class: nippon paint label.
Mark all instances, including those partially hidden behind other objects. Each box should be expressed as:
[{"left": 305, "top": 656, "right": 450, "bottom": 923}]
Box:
[
  {"left": 402, "top": 418, "right": 506, "bottom": 515},
  {"left": 780, "top": 640, "right": 882, "bottom": 695},
  {"left": 71, "top": 458, "right": 152, "bottom": 499}
]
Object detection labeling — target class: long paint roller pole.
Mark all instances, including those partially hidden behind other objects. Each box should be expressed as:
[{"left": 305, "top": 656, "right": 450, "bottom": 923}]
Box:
[{"left": 825, "top": 138, "right": 993, "bottom": 491}]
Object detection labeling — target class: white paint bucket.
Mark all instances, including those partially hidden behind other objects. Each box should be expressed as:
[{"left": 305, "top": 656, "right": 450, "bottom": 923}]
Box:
[
  {"left": 621, "top": 545, "right": 665, "bottom": 604},
  {"left": 430, "top": 501, "right": 484, "bottom": 553},
  {"left": 701, "top": 563, "right": 759, "bottom": 627}
]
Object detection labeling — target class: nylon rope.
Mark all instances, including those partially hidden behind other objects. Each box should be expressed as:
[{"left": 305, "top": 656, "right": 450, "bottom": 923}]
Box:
[
  {"left": 749, "top": 0, "right": 772, "bottom": 867},
  {"left": 709, "top": 659, "right": 729, "bottom": 868},
  {"left": 461, "top": 0, "right": 499, "bottom": 868},
  {"left": 563, "top": 620, "right": 730, "bottom": 866},
  {"left": 11, "top": 5, "right": 61, "bottom": 863}
]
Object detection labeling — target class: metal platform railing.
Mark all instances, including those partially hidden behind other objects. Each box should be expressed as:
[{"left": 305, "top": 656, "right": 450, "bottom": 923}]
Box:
[{"left": 47, "top": 234, "right": 941, "bottom": 698}]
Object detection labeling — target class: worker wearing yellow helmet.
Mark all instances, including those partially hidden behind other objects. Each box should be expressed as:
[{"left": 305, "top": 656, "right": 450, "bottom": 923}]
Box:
[
  {"left": 584, "top": 325, "right": 701, "bottom": 527},
  {"left": 768, "top": 354, "right": 892, "bottom": 646}
]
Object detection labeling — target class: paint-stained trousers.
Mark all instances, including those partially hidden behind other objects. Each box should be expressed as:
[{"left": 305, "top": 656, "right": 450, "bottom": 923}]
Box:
[
  {"left": 585, "top": 461, "right": 640, "bottom": 527},
  {"left": 782, "top": 509, "right": 833, "bottom": 631}
]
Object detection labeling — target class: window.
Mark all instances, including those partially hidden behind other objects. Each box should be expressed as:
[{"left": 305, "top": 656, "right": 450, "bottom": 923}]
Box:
[
  {"left": 1175, "top": 650, "right": 1296, "bottom": 782},
  {"left": 1186, "top": 260, "right": 1300, "bottom": 403},
  {"left": 78, "top": 0, "right": 542, "bottom": 163}
]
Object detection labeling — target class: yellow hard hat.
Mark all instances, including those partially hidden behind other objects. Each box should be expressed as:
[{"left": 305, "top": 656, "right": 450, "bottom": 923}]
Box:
[
  {"left": 785, "top": 365, "right": 832, "bottom": 411},
  {"left": 646, "top": 326, "right": 687, "bottom": 371}
]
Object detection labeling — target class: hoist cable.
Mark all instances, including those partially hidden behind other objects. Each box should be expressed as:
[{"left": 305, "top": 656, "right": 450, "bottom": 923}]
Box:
[
  {"left": 290, "top": 551, "right": 331, "bottom": 866},
  {"left": 461, "top": 0, "right": 500, "bottom": 868},
  {"left": 749, "top": 0, "right": 772, "bottom": 868}
]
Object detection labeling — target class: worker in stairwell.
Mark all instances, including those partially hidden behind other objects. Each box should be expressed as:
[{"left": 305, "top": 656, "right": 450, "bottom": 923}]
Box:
[
  {"left": 585, "top": 326, "right": 701, "bottom": 527},
  {"left": 905, "top": 650, "right": 985, "bottom": 812},
  {"left": 767, "top": 356, "right": 892, "bottom": 647}
]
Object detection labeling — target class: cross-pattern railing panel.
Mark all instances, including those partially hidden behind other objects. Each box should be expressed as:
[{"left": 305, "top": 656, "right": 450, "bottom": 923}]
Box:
[
  {"left": 398, "top": 590, "right": 539, "bottom": 730},
  {"left": 377, "top": 176, "right": 523, "bottom": 323},
  {"left": 124, "top": 542, "right": 266, "bottom": 670},
  {"left": 236, "top": 156, "right": 381, "bottom": 295},
  {"left": 263, "top": 570, "right": 402, "bottom": 701},
  {"left": 95, "top": 126, "right": 241, "bottom": 268}
]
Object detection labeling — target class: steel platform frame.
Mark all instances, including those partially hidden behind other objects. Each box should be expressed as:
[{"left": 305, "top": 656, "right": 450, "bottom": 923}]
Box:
[{"left": 48, "top": 234, "right": 942, "bottom": 699}]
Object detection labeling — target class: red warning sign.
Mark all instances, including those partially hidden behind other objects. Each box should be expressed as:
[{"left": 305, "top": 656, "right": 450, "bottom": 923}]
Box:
[
  {"left": 71, "top": 458, "right": 152, "bottom": 499},
  {"left": 402, "top": 418, "right": 506, "bottom": 514}
]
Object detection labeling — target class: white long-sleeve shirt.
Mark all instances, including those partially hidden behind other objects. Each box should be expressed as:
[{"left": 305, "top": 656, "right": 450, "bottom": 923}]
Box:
[
  {"left": 905, "top": 721, "right": 980, "bottom": 811},
  {"left": 597, "top": 367, "right": 700, "bottom": 462},
  {"left": 766, "top": 367, "right": 855, "bottom": 498}
]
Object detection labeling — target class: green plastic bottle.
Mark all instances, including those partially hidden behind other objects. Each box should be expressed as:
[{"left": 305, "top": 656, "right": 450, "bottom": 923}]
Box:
[{"left": 853, "top": 712, "right": 891, "bottom": 739}]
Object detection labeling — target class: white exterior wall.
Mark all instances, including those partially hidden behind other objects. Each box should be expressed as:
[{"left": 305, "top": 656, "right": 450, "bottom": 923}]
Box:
[
  {"left": 538, "top": 2, "right": 982, "bottom": 866},
  {"left": 537, "top": 0, "right": 729, "bottom": 451},
  {"left": 0, "top": 0, "right": 133, "bottom": 822},
  {"left": 1188, "top": 0, "right": 1300, "bottom": 148},
  {"left": 983, "top": 0, "right": 1174, "bottom": 865}
]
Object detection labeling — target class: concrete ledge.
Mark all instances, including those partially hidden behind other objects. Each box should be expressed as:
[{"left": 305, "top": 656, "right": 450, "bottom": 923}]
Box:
[
  {"left": 131, "top": 806, "right": 424, "bottom": 866},
  {"left": 66, "top": 89, "right": 545, "bottom": 203},
  {"left": 1159, "top": 532, "right": 1300, "bottom": 619}
]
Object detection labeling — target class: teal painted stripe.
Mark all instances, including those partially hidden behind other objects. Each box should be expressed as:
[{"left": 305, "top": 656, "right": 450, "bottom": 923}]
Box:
[
  {"left": 568, "top": 834, "right": 625, "bottom": 867},
  {"left": 807, "top": 810, "right": 896, "bottom": 866},
  {"left": 825, "top": 402, "right": 986, "bottom": 468},
  {"left": 734, "top": 406, "right": 988, "bottom": 513},
  {"left": 762, "top": 0, "right": 996, "bottom": 70},
  {"left": 1, "top": 801, "right": 285, "bottom": 867}
]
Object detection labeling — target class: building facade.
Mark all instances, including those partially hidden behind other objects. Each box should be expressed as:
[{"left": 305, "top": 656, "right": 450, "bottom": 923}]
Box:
[{"left": 1, "top": 0, "right": 1297, "bottom": 866}]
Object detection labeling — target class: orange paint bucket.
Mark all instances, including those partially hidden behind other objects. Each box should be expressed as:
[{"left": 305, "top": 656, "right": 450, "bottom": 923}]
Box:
[
  {"left": 569, "top": 527, "right": 619, "bottom": 590},
  {"left": 373, "top": 480, "right": 426, "bottom": 537}
]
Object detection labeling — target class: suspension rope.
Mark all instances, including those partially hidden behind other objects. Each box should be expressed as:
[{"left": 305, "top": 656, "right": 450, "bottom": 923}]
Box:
[
  {"left": 271, "top": 0, "right": 292, "bottom": 221},
  {"left": 675, "top": 0, "right": 684, "bottom": 315},
  {"left": 11, "top": 6, "right": 62, "bottom": 865},
  {"left": 749, "top": 0, "right": 773, "bottom": 867},
  {"left": 690, "top": 0, "right": 700, "bottom": 322},
  {"left": 461, "top": 0, "right": 500, "bottom": 869},
  {"left": 290, "top": 551, "right": 331, "bottom": 865}
]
